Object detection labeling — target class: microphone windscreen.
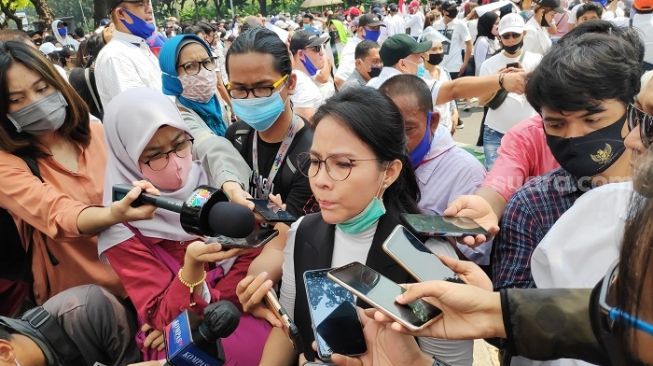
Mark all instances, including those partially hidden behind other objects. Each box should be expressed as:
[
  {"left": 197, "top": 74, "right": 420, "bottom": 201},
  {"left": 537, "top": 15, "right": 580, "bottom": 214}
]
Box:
[
  {"left": 208, "top": 202, "right": 255, "bottom": 238},
  {"left": 201, "top": 301, "right": 241, "bottom": 339}
]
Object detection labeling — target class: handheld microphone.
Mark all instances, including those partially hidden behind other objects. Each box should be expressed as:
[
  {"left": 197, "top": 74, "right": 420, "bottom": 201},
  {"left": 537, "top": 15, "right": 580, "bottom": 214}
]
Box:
[
  {"left": 164, "top": 301, "right": 241, "bottom": 366},
  {"left": 112, "top": 184, "right": 255, "bottom": 238}
]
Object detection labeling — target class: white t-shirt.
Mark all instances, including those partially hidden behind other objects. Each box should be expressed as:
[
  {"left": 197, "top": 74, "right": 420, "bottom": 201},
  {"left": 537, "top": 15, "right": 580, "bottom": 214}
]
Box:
[
  {"left": 385, "top": 13, "right": 407, "bottom": 38},
  {"left": 424, "top": 68, "right": 455, "bottom": 131},
  {"left": 473, "top": 36, "right": 499, "bottom": 76},
  {"left": 278, "top": 217, "right": 473, "bottom": 366},
  {"left": 479, "top": 50, "right": 542, "bottom": 134},
  {"left": 431, "top": 19, "right": 472, "bottom": 72},
  {"left": 334, "top": 36, "right": 362, "bottom": 82},
  {"left": 523, "top": 16, "right": 552, "bottom": 56},
  {"left": 405, "top": 11, "right": 426, "bottom": 37},
  {"left": 632, "top": 13, "right": 653, "bottom": 64},
  {"left": 466, "top": 19, "right": 478, "bottom": 45},
  {"left": 291, "top": 69, "right": 324, "bottom": 109}
]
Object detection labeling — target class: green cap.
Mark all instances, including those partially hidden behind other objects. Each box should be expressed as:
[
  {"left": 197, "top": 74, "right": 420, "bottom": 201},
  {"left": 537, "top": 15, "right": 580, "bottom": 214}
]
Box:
[{"left": 379, "top": 34, "right": 432, "bottom": 67}]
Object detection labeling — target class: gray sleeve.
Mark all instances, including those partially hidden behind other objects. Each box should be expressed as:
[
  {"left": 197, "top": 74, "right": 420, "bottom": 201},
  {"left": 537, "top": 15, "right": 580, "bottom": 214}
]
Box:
[
  {"left": 182, "top": 110, "right": 252, "bottom": 190},
  {"left": 43, "top": 285, "right": 140, "bottom": 366}
]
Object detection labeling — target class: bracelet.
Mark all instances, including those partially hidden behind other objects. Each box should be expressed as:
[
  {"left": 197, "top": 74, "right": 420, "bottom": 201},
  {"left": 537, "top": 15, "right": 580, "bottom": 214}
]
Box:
[
  {"left": 498, "top": 73, "right": 506, "bottom": 90},
  {"left": 178, "top": 268, "right": 206, "bottom": 307}
]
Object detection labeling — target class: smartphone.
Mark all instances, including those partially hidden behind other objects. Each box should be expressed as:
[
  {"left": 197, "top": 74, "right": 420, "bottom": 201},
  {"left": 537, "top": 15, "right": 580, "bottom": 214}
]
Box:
[
  {"left": 208, "top": 227, "right": 278, "bottom": 249},
  {"left": 248, "top": 198, "right": 297, "bottom": 223},
  {"left": 401, "top": 213, "right": 489, "bottom": 237},
  {"left": 506, "top": 62, "right": 520, "bottom": 68},
  {"left": 327, "top": 262, "right": 441, "bottom": 331},
  {"left": 303, "top": 269, "right": 366, "bottom": 361},
  {"left": 382, "top": 225, "right": 459, "bottom": 282}
]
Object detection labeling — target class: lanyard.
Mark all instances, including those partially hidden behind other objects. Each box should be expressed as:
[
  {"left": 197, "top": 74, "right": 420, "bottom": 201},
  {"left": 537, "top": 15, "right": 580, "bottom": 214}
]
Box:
[{"left": 252, "top": 114, "right": 301, "bottom": 198}]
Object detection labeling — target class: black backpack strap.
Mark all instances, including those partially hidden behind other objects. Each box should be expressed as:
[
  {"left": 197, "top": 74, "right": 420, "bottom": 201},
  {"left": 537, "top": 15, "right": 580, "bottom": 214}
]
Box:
[
  {"left": 21, "top": 306, "right": 85, "bottom": 365},
  {"left": 280, "top": 118, "right": 313, "bottom": 197},
  {"left": 227, "top": 123, "right": 253, "bottom": 158}
]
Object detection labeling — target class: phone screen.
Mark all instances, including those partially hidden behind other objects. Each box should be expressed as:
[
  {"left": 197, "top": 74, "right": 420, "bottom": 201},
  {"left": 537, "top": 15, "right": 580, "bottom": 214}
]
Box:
[
  {"left": 401, "top": 213, "right": 489, "bottom": 237},
  {"left": 506, "top": 62, "right": 520, "bottom": 68},
  {"left": 248, "top": 199, "right": 297, "bottom": 223},
  {"left": 383, "top": 226, "right": 457, "bottom": 282},
  {"left": 328, "top": 262, "right": 441, "bottom": 329},
  {"left": 209, "top": 228, "right": 278, "bottom": 249},
  {"left": 303, "top": 269, "right": 366, "bottom": 360}
]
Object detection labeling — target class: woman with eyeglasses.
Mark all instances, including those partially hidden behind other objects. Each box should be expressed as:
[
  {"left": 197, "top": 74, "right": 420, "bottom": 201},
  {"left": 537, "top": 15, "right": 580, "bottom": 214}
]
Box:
[
  {"left": 158, "top": 34, "right": 252, "bottom": 208},
  {"left": 98, "top": 88, "right": 270, "bottom": 363},
  {"left": 255, "top": 86, "right": 465, "bottom": 365},
  {"left": 0, "top": 41, "right": 157, "bottom": 314},
  {"left": 224, "top": 27, "right": 315, "bottom": 218}
]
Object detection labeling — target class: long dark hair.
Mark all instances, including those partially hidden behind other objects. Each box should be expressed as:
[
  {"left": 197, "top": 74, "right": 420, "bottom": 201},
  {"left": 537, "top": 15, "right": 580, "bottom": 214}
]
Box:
[
  {"left": 312, "top": 86, "right": 421, "bottom": 218},
  {"left": 0, "top": 41, "right": 90, "bottom": 157},
  {"left": 615, "top": 145, "right": 653, "bottom": 355},
  {"left": 226, "top": 27, "right": 292, "bottom": 77},
  {"left": 476, "top": 11, "right": 498, "bottom": 41}
]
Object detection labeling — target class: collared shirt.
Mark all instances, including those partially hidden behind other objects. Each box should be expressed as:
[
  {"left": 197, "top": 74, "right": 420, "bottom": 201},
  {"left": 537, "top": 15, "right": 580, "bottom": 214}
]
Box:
[
  {"left": 334, "top": 36, "right": 362, "bottom": 82},
  {"left": 340, "top": 69, "right": 367, "bottom": 91},
  {"left": 492, "top": 168, "right": 585, "bottom": 290},
  {"left": 523, "top": 17, "right": 553, "bottom": 56},
  {"left": 94, "top": 31, "right": 163, "bottom": 107},
  {"left": 415, "top": 125, "right": 488, "bottom": 263}
]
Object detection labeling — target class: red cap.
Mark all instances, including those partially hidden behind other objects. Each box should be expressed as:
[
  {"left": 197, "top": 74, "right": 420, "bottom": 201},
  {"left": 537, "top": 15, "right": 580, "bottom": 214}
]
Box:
[
  {"left": 344, "top": 6, "right": 361, "bottom": 17},
  {"left": 634, "top": 0, "right": 653, "bottom": 11},
  {"left": 409, "top": 0, "right": 420, "bottom": 8}
]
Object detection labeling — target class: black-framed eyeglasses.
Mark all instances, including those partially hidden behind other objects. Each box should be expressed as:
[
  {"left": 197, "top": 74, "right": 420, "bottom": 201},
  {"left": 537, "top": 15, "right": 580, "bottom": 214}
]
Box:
[
  {"left": 599, "top": 261, "right": 653, "bottom": 337},
  {"left": 500, "top": 32, "right": 521, "bottom": 40},
  {"left": 227, "top": 74, "right": 288, "bottom": 99},
  {"left": 142, "top": 137, "right": 194, "bottom": 171},
  {"left": 297, "top": 152, "right": 383, "bottom": 181},
  {"left": 177, "top": 57, "right": 217, "bottom": 76},
  {"left": 626, "top": 103, "right": 653, "bottom": 148}
]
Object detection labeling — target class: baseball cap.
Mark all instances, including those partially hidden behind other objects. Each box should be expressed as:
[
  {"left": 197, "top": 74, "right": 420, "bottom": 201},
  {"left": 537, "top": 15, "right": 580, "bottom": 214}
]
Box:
[
  {"left": 409, "top": 0, "right": 420, "bottom": 8},
  {"left": 289, "top": 29, "right": 329, "bottom": 54},
  {"left": 344, "top": 6, "right": 362, "bottom": 17},
  {"left": 634, "top": 0, "right": 653, "bottom": 11},
  {"left": 38, "top": 42, "right": 61, "bottom": 56},
  {"left": 380, "top": 34, "right": 432, "bottom": 66},
  {"left": 532, "top": 0, "right": 565, "bottom": 13},
  {"left": 498, "top": 13, "right": 526, "bottom": 35},
  {"left": 358, "top": 13, "right": 385, "bottom": 28},
  {"left": 275, "top": 20, "right": 290, "bottom": 30}
]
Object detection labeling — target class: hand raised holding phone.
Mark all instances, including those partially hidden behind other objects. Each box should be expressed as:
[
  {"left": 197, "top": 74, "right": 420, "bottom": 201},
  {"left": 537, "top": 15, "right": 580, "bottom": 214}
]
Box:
[{"left": 236, "top": 272, "right": 283, "bottom": 327}]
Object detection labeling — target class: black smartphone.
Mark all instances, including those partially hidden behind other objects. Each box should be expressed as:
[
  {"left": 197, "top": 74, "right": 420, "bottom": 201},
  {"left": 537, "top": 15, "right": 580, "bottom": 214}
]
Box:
[
  {"left": 401, "top": 213, "right": 489, "bottom": 237},
  {"left": 248, "top": 198, "right": 297, "bottom": 223},
  {"left": 208, "top": 227, "right": 278, "bottom": 249},
  {"left": 506, "top": 62, "right": 520, "bottom": 68},
  {"left": 382, "top": 225, "right": 459, "bottom": 282},
  {"left": 327, "top": 262, "right": 441, "bottom": 331},
  {"left": 303, "top": 269, "right": 366, "bottom": 361}
]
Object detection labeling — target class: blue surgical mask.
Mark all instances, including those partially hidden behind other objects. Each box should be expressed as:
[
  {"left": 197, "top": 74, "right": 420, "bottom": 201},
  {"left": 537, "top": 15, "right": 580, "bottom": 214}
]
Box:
[
  {"left": 336, "top": 170, "right": 387, "bottom": 234},
  {"left": 120, "top": 8, "right": 155, "bottom": 40},
  {"left": 58, "top": 26, "right": 67, "bottom": 38},
  {"left": 416, "top": 63, "right": 426, "bottom": 78},
  {"left": 363, "top": 28, "right": 381, "bottom": 42},
  {"left": 301, "top": 55, "right": 318, "bottom": 76},
  {"left": 231, "top": 88, "right": 287, "bottom": 131},
  {"left": 409, "top": 112, "right": 433, "bottom": 167}
]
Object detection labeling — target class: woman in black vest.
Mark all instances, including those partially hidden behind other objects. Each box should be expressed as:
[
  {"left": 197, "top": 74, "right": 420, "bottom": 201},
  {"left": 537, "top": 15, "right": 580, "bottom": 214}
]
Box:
[{"left": 259, "top": 86, "right": 436, "bottom": 364}]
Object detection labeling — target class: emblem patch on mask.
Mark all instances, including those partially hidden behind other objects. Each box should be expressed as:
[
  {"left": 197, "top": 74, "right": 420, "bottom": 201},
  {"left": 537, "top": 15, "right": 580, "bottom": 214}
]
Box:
[{"left": 590, "top": 143, "right": 613, "bottom": 164}]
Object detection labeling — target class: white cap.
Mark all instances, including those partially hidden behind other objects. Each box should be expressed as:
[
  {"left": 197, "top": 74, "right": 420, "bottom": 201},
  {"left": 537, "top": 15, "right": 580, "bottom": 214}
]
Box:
[
  {"left": 38, "top": 42, "right": 56, "bottom": 55},
  {"left": 275, "top": 20, "right": 290, "bottom": 30},
  {"left": 498, "top": 13, "right": 525, "bottom": 35}
]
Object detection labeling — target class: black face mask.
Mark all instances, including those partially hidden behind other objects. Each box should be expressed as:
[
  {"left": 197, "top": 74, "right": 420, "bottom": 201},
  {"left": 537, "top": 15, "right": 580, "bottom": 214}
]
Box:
[
  {"left": 503, "top": 40, "right": 523, "bottom": 54},
  {"left": 545, "top": 113, "right": 627, "bottom": 178},
  {"left": 427, "top": 53, "right": 444, "bottom": 65},
  {"left": 540, "top": 13, "right": 550, "bottom": 27},
  {"left": 369, "top": 66, "right": 382, "bottom": 78}
]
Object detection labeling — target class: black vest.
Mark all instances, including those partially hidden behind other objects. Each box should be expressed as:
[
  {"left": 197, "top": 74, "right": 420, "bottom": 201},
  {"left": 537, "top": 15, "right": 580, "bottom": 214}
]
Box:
[{"left": 292, "top": 212, "right": 414, "bottom": 361}]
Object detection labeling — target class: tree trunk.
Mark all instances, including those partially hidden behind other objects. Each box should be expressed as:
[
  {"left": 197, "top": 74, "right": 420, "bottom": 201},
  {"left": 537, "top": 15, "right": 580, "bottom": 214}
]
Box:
[
  {"left": 94, "top": 0, "right": 110, "bottom": 26},
  {"left": 30, "top": 0, "right": 54, "bottom": 29},
  {"left": 258, "top": 0, "right": 267, "bottom": 15},
  {"left": 0, "top": 3, "right": 23, "bottom": 30}
]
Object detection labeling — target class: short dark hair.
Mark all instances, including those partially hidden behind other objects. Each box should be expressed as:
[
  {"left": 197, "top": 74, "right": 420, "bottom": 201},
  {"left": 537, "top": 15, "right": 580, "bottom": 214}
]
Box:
[
  {"left": 576, "top": 2, "right": 604, "bottom": 19},
  {"left": 0, "top": 327, "right": 12, "bottom": 341},
  {"left": 0, "top": 41, "right": 91, "bottom": 157},
  {"left": 559, "top": 19, "right": 645, "bottom": 62},
  {"left": 313, "top": 86, "right": 421, "bottom": 218},
  {"left": 526, "top": 32, "right": 641, "bottom": 114},
  {"left": 226, "top": 27, "right": 292, "bottom": 76},
  {"left": 73, "top": 27, "right": 85, "bottom": 39},
  {"left": 183, "top": 25, "right": 204, "bottom": 35},
  {"left": 354, "top": 40, "right": 380, "bottom": 60},
  {"left": 378, "top": 74, "right": 434, "bottom": 114},
  {"left": 197, "top": 21, "right": 215, "bottom": 34}
]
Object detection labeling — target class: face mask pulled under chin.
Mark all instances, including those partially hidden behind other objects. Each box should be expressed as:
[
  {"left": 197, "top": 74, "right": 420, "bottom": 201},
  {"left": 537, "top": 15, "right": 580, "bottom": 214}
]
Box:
[
  {"left": 502, "top": 39, "right": 523, "bottom": 54},
  {"left": 7, "top": 91, "right": 68, "bottom": 135}
]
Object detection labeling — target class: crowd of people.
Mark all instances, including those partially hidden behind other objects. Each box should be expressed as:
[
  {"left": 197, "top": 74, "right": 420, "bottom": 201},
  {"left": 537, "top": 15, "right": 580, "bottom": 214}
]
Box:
[{"left": 0, "top": 0, "right": 652, "bottom": 365}]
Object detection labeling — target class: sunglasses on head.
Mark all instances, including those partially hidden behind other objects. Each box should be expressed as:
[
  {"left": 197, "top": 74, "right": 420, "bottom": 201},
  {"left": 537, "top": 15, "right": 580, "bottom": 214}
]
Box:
[
  {"left": 627, "top": 103, "right": 653, "bottom": 147},
  {"left": 500, "top": 32, "right": 522, "bottom": 40}
]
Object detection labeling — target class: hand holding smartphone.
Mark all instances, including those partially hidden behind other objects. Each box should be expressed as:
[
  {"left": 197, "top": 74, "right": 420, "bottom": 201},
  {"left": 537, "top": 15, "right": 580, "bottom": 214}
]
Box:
[
  {"left": 401, "top": 213, "right": 489, "bottom": 238},
  {"left": 327, "top": 262, "right": 442, "bottom": 332},
  {"left": 207, "top": 227, "right": 278, "bottom": 249},
  {"left": 248, "top": 198, "right": 296, "bottom": 223}
]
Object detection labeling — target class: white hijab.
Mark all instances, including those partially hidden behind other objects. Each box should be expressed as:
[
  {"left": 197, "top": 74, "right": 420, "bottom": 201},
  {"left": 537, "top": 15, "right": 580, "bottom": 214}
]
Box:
[{"left": 98, "top": 88, "right": 208, "bottom": 256}]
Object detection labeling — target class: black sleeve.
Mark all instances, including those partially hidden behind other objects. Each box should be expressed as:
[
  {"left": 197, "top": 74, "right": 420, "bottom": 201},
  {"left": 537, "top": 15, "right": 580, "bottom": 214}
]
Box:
[{"left": 503, "top": 288, "right": 609, "bottom": 364}]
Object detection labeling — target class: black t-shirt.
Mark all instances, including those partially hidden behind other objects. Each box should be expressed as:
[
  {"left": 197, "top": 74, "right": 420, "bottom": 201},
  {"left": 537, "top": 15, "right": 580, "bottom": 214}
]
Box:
[{"left": 225, "top": 121, "right": 318, "bottom": 217}]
